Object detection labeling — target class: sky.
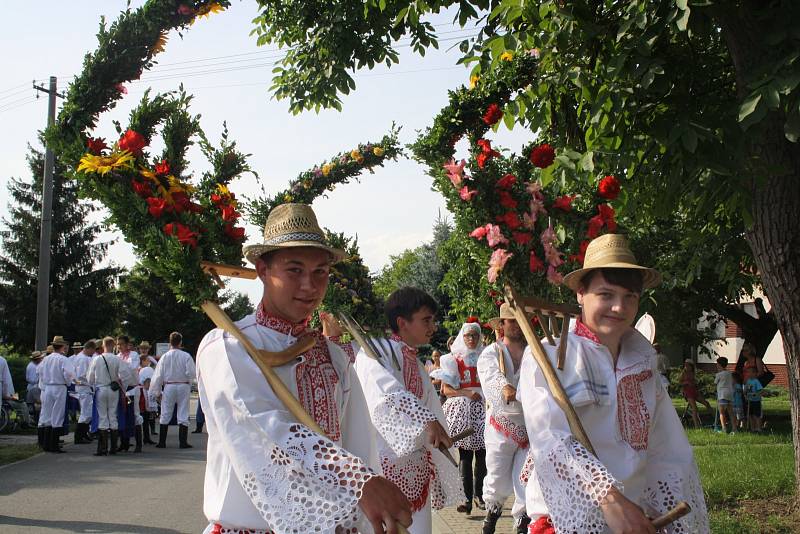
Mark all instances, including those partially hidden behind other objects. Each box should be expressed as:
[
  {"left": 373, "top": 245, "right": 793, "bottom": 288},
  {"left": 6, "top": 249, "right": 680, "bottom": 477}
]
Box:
[{"left": 0, "top": 2, "right": 535, "bottom": 305}]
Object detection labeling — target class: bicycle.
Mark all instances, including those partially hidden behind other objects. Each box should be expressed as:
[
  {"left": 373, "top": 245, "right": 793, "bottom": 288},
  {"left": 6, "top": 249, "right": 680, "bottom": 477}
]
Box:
[{"left": 0, "top": 400, "right": 33, "bottom": 433}]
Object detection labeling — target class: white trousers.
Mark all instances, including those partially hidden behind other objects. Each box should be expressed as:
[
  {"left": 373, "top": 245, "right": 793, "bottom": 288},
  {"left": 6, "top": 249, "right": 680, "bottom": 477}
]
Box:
[
  {"left": 127, "top": 388, "right": 143, "bottom": 425},
  {"left": 38, "top": 385, "right": 67, "bottom": 427},
  {"left": 483, "top": 422, "right": 528, "bottom": 519},
  {"left": 160, "top": 383, "right": 190, "bottom": 425},
  {"left": 95, "top": 386, "right": 119, "bottom": 430},
  {"left": 409, "top": 494, "right": 432, "bottom": 534},
  {"left": 76, "top": 385, "right": 94, "bottom": 424}
]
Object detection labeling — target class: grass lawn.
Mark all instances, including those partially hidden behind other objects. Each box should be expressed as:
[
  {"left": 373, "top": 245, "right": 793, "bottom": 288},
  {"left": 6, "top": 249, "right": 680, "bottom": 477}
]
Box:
[
  {"left": 673, "top": 391, "right": 798, "bottom": 533},
  {"left": 0, "top": 444, "right": 40, "bottom": 466}
]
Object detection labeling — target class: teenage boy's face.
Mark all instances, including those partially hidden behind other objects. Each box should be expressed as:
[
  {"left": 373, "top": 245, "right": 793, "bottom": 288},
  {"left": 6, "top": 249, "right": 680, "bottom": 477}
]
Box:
[
  {"left": 577, "top": 272, "right": 640, "bottom": 341},
  {"left": 399, "top": 306, "right": 437, "bottom": 347},
  {"left": 257, "top": 247, "right": 331, "bottom": 324}
]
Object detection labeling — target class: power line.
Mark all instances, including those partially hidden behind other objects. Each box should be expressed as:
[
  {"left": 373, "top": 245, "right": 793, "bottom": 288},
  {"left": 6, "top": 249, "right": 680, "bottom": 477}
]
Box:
[
  {"left": 0, "top": 94, "right": 37, "bottom": 111},
  {"left": 0, "top": 81, "right": 31, "bottom": 96},
  {"left": 0, "top": 98, "right": 38, "bottom": 114}
]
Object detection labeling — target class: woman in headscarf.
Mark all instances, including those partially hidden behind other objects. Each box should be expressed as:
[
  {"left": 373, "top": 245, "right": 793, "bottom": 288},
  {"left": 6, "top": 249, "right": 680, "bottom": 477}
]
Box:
[{"left": 439, "top": 321, "right": 487, "bottom": 514}]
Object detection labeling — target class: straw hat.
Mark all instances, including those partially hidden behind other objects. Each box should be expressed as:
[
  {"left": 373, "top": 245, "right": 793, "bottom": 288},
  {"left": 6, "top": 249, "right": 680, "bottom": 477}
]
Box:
[
  {"left": 72, "top": 341, "right": 83, "bottom": 349},
  {"left": 243, "top": 203, "right": 346, "bottom": 265},
  {"left": 45, "top": 345, "right": 54, "bottom": 354},
  {"left": 30, "top": 350, "right": 44, "bottom": 361},
  {"left": 488, "top": 302, "right": 516, "bottom": 330},
  {"left": 562, "top": 234, "right": 661, "bottom": 291},
  {"left": 51, "top": 335, "right": 68, "bottom": 348}
]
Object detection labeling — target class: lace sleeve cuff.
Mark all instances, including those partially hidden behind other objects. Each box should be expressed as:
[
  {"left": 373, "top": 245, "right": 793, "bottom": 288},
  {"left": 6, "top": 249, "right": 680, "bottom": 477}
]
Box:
[
  {"left": 372, "top": 390, "right": 437, "bottom": 456},
  {"left": 242, "top": 424, "right": 376, "bottom": 533},
  {"left": 533, "top": 436, "right": 620, "bottom": 533},
  {"left": 644, "top": 462, "right": 709, "bottom": 534},
  {"left": 484, "top": 372, "right": 509, "bottom": 408}
]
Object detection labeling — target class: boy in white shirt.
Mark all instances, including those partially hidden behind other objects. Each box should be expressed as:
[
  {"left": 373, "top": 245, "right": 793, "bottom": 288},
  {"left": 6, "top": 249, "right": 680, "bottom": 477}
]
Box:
[{"left": 714, "top": 357, "right": 735, "bottom": 433}]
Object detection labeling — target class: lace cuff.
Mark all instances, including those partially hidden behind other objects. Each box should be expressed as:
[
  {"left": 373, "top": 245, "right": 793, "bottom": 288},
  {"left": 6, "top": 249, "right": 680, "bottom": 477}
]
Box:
[
  {"left": 373, "top": 390, "right": 437, "bottom": 456},
  {"left": 644, "top": 464, "right": 709, "bottom": 534},
  {"left": 533, "top": 436, "right": 619, "bottom": 534},
  {"left": 484, "top": 372, "right": 509, "bottom": 409},
  {"left": 241, "top": 424, "right": 375, "bottom": 533}
]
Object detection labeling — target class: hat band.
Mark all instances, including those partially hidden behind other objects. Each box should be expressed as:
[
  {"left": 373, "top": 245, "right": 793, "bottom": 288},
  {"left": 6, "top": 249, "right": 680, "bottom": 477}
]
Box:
[{"left": 264, "top": 232, "right": 327, "bottom": 246}]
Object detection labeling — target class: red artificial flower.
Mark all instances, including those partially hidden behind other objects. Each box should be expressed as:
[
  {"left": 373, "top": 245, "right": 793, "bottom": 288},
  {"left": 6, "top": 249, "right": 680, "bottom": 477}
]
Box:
[
  {"left": 470, "top": 226, "right": 488, "bottom": 240},
  {"left": 476, "top": 139, "right": 501, "bottom": 169},
  {"left": 459, "top": 186, "right": 478, "bottom": 202},
  {"left": 488, "top": 289, "right": 500, "bottom": 297},
  {"left": 220, "top": 204, "right": 241, "bottom": 222},
  {"left": 552, "top": 195, "right": 575, "bottom": 212},
  {"left": 146, "top": 197, "right": 168, "bottom": 218},
  {"left": 115, "top": 83, "right": 128, "bottom": 95},
  {"left": 86, "top": 137, "right": 108, "bottom": 155},
  {"left": 597, "top": 203, "right": 615, "bottom": 222},
  {"left": 587, "top": 215, "right": 604, "bottom": 238},
  {"left": 496, "top": 173, "right": 517, "bottom": 190},
  {"left": 154, "top": 160, "right": 170, "bottom": 175},
  {"left": 466, "top": 315, "right": 480, "bottom": 324},
  {"left": 530, "top": 143, "right": 555, "bottom": 168},
  {"left": 482, "top": 103, "right": 503, "bottom": 126},
  {"left": 188, "top": 202, "right": 204, "bottom": 214},
  {"left": 496, "top": 211, "right": 522, "bottom": 230},
  {"left": 569, "top": 240, "right": 591, "bottom": 264},
  {"left": 118, "top": 129, "right": 147, "bottom": 156},
  {"left": 529, "top": 252, "right": 545, "bottom": 272},
  {"left": 498, "top": 190, "right": 518, "bottom": 209},
  {"left": 598, "top": 175, "right": 621, "bottom": 200},
  {"left": 164, "top": 222, "right": 198, "bottom": 248},
  {"left": 477, "top": 152, "right": 490, "bottom": 169},
  {"left": 210, "top": 193, "right": 222, "bottom": 205},
  {"left": 224, "top": 224, "right": 246, "bottom": 241},
  {"left": 130, "top": 179, "right": 152, "bottom": 198},
  {"left": 177, "top": 4, "right": 194, "bottom": 15},
  {"left": 171, "top": 192, "right": 191, "bottom": 213},
  {"left": 512, "top": 231, "right": 533, "bottom": 245}
]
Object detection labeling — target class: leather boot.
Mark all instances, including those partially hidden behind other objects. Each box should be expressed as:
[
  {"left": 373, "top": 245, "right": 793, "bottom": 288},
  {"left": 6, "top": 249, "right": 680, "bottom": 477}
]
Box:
[
  {"left": 482, "top": 504, "right": 502, "bottom": 534},
  {"left": 119, "top": 432, "right": 130, "bottom": 452},
  {"left": 75, "top": 423, "right": 91, "bottom": 444},
  {"left": 37, "top": 427, "right": 47, "bottom": 451},
  {"left": 515, "top": 513, "right": 531, "bottom": 534},
  {"left": 50, "top": 428, "right": 65, "bottom": 453},
  {"left": 192, "top": 421, "right": 204, "bottom": 434},
  {"left": 156, "top": 424, "right": 168, "bottom": 448},
  {"left": 109, "top": 430, "right": 118, "bottom": 455},
  {"left": 94, "top": 430, "right": 107, "bottom": 456},
  {"left": 134, "top": 425, "right": 143, "bottom": 453},
  {"left": 179, "top": 424, "right": 192, "bottom": 449},
  {"left": 143, "top": 416, "right": 156, "bottom": 445}
]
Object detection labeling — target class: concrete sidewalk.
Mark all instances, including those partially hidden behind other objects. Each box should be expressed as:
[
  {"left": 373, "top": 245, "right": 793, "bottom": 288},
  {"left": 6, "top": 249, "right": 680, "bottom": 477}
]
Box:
[{"left": 433, "top": 497, "right": 518, "bottom": 533}]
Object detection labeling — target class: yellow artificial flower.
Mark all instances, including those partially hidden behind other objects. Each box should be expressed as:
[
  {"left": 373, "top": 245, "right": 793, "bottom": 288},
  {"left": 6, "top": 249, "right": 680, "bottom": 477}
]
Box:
[
  {"left": 150, "top": 32, "right": 168, "bottom": 56},
  {"left": 167, "top": 175, "right": 196, "bottom": 194},
  {"left": 373, "top": 147, "right": 385, "bottom": 157},
  {"left": 322, "top": 163, "right": 333, "bottom": 177},
  {"left": 350, "top": 149, "right": 362, "bottom": 160},
  {"left": 192, "top": 2, "right": 225, "bottom": 23},
  {"left": 470, "top": 75, "right": 480, "bottom": 89},
  {"left": 500, "top": 51, "right": 513, "bottom": 61},
  {"left": 284, "top": 193, "right": 293, "bottom": 202},
  {"left": 217, "top": 183, "right": 231, "bottom": 196},
  {"left": 77, "top": 151, "right": 135, "bottom": 176}
]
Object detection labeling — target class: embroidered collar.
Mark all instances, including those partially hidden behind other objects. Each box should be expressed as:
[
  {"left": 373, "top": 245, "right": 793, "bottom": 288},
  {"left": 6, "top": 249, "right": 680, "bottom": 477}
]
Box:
[
  {"left": 390, "top": 333, "right": 418, "bottom": 356},
  {"left": 574, "top": 318, "right": 601, "bottom": 344},
  {"left": 255, "top": 303, "right": 310, "bottom": 337}
]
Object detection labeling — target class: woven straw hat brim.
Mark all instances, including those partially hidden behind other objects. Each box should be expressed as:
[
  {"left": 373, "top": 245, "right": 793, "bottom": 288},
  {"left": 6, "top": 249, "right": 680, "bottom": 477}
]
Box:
[
  {"left": 488, "top": 303, "right": 517, "bottom": 328},
  {"left": 243, "top": 241, "right": 347, "bottom": 266},
  {"left": 563, "top": 262, "right": 662, "bottom": 292}
]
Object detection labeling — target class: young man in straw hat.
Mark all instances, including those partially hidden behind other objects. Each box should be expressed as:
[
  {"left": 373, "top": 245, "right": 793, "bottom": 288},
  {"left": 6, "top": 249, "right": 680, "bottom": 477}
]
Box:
[
  {"left": 72, "top": 340, "right": 97, "bottom": 444},
  {"left": 517, "top": 233, "right": 708, "bottom": 534},
  {"left": 351, "top": 286, "right": 464, "bottom": 534},
  {"left": 36, "top": 336, "right": 75, "bottom": 453},
  {"left": 478, "top": 303, "right": 530, "bottom": 534},
  {"left": 196, "top": 203, "right": 412, "bottom": 534}
]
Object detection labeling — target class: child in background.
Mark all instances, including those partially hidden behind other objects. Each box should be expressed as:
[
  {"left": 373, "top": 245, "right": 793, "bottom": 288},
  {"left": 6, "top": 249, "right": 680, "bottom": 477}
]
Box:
[
  {"left": 714, "top": 357, "right": 734, "bottom": 433},
  {"left": 744, "top": 367, "right": 764, "bottom": 432},
  {"left": 732, "top": 372, "right": 745, "bottom": 431}
]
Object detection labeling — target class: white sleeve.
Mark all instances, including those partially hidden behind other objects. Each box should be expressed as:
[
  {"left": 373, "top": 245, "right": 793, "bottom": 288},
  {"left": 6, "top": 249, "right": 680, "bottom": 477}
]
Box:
[
  {"left": 1, "top": 360, "right": 13, "bottom": 397},
  {"left": 185, "top": 354, "right": 197, "bottom": 383},
  {"left": 354, "top": 346, "right": 436, "bottom": 457},
  {"left": 438, "top": 354, "right": 461, "bottom": 389},
  {"left": 477, "top": 344, "right": 509, "bottom": 409},
  {"left": 518, "top": 349, "right": 619, "bottom": 533},
  {"left": 87, "top": 359, "right": 97, "bottom": 386},
  {"left": 643, "top": 378, "right": 709, "bottom": 532},
  {"left": 198, "top": 329, "right": 376, "bottom": 533},
  {"left": 150, "top": 359, "right": 164, "bottom": 393}
]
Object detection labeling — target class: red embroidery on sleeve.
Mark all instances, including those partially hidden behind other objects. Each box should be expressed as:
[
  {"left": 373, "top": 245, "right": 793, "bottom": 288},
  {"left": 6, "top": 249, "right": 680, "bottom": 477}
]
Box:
[{"left": 616, "top": 369, "right": 652, "bottom": 451}]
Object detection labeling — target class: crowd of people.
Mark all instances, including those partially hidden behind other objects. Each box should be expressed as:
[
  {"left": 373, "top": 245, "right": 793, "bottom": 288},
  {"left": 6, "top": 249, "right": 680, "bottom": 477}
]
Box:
[{"left": 0, "top": 332, "right": 199, "bottom": 456}]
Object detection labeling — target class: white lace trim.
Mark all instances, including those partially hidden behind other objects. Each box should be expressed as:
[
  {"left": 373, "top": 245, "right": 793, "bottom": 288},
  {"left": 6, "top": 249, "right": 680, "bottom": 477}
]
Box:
[
  {"left": 372, "top": 390, "right": 436, "bottom": 457},
  {"left": 534, "top": 436, "right": 619, "bottom": 534},
  {"left": 484, "top": 370, "right": 509, "bottom": 411},
  {"left": 241, "top": 424, "right": 375, "bottom": 533},
  {"left": 644, "top": 465, "right": 709, "bottom": 534},
  {"left": 430, "top": 449, "right": 466, "bottom": 510}
]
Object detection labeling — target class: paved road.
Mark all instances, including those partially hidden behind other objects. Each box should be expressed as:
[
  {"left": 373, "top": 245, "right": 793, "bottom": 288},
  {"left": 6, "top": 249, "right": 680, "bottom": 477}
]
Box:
[
  {"left": 433, "top": 497, "right": 517, "bottom": 534},
  {"left": 0, "top": 429, "right": 207, "bottom": 534}
]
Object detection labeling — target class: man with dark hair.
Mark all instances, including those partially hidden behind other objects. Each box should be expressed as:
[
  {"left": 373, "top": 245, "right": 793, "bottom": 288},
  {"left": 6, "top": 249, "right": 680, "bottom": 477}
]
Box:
[
  {"left": 151, "top": 331, "right": 195, "bottom": 449},
  {"left": 355, "top": 286, "right": 463, "bottom": 533}
]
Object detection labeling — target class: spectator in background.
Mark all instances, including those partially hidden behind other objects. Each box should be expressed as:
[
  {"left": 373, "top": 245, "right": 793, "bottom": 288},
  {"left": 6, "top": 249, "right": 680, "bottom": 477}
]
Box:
[
  {"left": 736, "top": 342, "right": 765, "bottom": 381},
  {"left": 26, "top": 351, "right": 44, "bottom": 421},
  {"left": 744, "top": 367, "right": 764, "bottom": 432},
  {"left": 654, "top": 343, "right": 670, "bottom": 388},
  {"left": 732, "top": 372, "right": 745, "bottom": 431},
  {"left": 714, "top": 357, "right": 734, "bottom": 433},
  {"left": 680, "top": 359, "right": 711, "bottom": 428}
]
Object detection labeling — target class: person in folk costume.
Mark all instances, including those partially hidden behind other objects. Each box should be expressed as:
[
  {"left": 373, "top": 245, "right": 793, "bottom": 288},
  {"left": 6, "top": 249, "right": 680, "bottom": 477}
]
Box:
[
  {"left": 71, "top": 340, "right": 97, "bottom": 444},
  {"left": 26, "top": 350, "right": 45, "bottom": 423},
  {"left": 478, "top": 303, "right": 531, "bottom": 534},
  {"left": 114, "top": 335, "right": 142, "bottom": 452},
  {"left": 518, "top": 234, "right": 709, "bottom": 534},
  {"left": 150, "top": 331, "right": 196, "bottom": 449},
  {"left": 353, "top": 287, "right": 465, "bottom": 534},
  {"left": 139, "top": 340, "right": 158, "bottom": 367},
  {"left": 439, "top": 321, "right": 488, "bottom": 514},
  {"left": 36, "top": 336, "right": 75, "bottom": 453},
  {"left": 138, "top": 347, "right": 158, "bottom": 445},
  {"left": 196, "top": 203, "right": 411, "bottom": 534},
  {"left": 88, "top": 336, "right": 135, "bottom": 456}
]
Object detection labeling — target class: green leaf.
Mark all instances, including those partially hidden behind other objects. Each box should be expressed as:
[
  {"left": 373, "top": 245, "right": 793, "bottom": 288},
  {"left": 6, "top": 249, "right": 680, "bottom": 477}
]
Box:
[
  {"left": 682, "top": 128, "right": 698, "bottom": 153},
  {"left": 784, "top": 109, "right": 800, "bottom": 142},
  {"left": 540, "top": 164, "right": 555, "bottom": 186},
  {"left": 763, "top": 85, "right": 780, "bottom": 109},
  {"left": 580, "top": 151, "right": 595, "bottom": 171},
  {"left": 738, "top": 92, "right": 762, "bottom": 122},
  {"left": 676, "top": 0, "right": 688, "bottom": 10},
  {"left": 676, "top": 7, "right": 690, "bottom": 31}
]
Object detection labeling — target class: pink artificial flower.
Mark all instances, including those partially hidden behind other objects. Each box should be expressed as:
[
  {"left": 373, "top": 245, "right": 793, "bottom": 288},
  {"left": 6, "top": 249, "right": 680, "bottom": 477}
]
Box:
[
  {"left": 546, "top": 265, "right": 564, "bottom": 285},
  {"left": 541, "top": 226, "right": 564, "bottom": 268},
  {"left": 496, "top": 173, "right": 517, "bottom": 190},
  {"left": 487, "top": 249, "right": 513, "bottom": 283},
  {"left": 486, "top": 224, "right": 509, "bottom": 247},
  {"left": 459, "top": 186, "right": 478, "bottom": 202},
  {"left": 443, "top": 159, "right": 466, "bottom": 187},
  {"left": 470, "top": 225, "right": 489, "bottom": 240}
]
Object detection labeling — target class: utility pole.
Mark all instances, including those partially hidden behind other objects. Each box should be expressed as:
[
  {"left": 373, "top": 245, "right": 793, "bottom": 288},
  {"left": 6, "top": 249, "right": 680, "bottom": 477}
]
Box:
[{"left": 33, "top": 77, "right": 64, "bottom": 350}]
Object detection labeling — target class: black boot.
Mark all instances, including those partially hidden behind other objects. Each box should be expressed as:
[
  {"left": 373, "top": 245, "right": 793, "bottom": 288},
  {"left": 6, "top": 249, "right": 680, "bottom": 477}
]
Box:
[
  {"left": 119, "top": 431, "right": 130, "bottom": 452},
  {"left": 37, "top": 427, "right": 47, "bottom": 451},
  {"left": 179, "top": 424, "right": 193, "bottom": 449},
  {"left": 192, "top": 421, "right": 204, "bottom": 434},
  {"left": 515, "top": 514, "right": 531, "bottom": 534},
  {"left": 134, "top": 425, "right": 143, "bottom": 453},
  {"left": 75, "top": 423, "right": 91, "bottom": 444},
  {"left": 94, "top": 430, "right": 107, "bottom": 456},
  {"left": 482, "top": 504, "right": 503, "bottom": 534},
  {"left": 109, "top": 430, "right": 118, "bottom": 455},
  {"left": 50, "top": 427, "right": 65, "bottom": 453},
  {"left": 143, "top": 416, "right": 156, "bottom": 445},
  {"left": 156, "top": 424, "right": 168, "bottom": 448}
]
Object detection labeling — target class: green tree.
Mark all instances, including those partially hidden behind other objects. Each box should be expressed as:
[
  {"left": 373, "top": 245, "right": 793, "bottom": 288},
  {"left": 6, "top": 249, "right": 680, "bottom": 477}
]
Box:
[
  {"left": 0, "top": 144, "right": 119, "bottom": 350},
  {"left": 115, "top": 263, "right": 252, "bottom": 354}
]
